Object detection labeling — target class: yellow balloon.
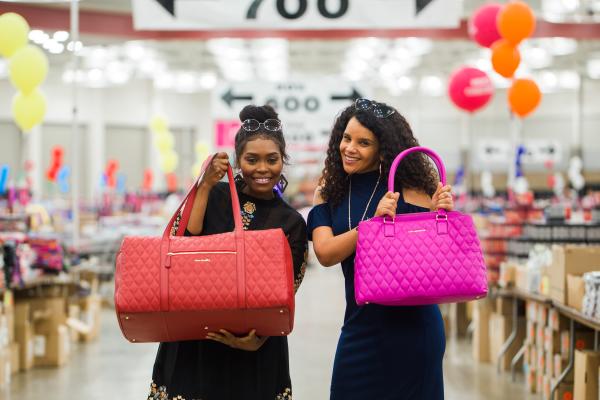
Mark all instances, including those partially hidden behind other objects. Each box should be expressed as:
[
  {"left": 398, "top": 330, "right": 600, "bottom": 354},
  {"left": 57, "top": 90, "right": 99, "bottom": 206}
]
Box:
[
  {"left": 150, "top": 115, "right": 169, "bottom": 134},
  {"left": 160, "top": 151, "right": 179, "bottom": 174},
  {"left": 0, "top": 13, "right": 30, "bottom": 58},
  {"left": 12, "top": 89, "right": 46, "bottom": 132},
  {"left": 191, "top": 162, "right": 202, "bottom": 178},
  {"left": 9, "top": 44, "right": 48, "bottom": 94},
  {"left": 155, "top": 133, "right": 175, "bottom": 153},
  {"left": 195, "top": 142, "right": 210, "bottom": 156}
]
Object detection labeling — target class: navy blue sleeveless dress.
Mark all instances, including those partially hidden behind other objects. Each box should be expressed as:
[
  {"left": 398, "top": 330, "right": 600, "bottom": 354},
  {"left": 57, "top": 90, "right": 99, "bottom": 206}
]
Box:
[{"left": 307, "top": 170, "right": 445, "bottom": 400}]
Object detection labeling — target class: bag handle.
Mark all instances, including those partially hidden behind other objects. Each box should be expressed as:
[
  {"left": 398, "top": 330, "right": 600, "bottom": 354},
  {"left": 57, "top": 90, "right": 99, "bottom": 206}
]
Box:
[
  {"left": 387, "top": 146, "right": 447, "bottom": 193},
  {"left": 162, "top": 155, "right": 243, "bottom": 238}
]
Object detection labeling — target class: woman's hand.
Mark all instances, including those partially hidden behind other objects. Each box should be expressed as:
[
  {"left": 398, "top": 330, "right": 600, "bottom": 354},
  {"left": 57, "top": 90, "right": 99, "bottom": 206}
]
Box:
[
  {"left": 200, "top": 152, "right": 230, "bottom": 188},
  {"left": 206, "top": 329, "right": 265, "bottom": 351},
  {"left": 431, "top": 183, "right": 454, "bottom": 211},
  {"left": 374, "top": 191, "right": 400, "bottom": 218}
]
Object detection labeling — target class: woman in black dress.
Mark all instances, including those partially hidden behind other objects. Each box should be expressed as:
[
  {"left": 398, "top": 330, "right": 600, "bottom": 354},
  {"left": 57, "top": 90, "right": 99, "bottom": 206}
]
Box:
[
  {"left": 308, "top": 99, "right": 454, "bottom": 400},
  {"left": 149, "top": 105, "right": 308, "bottom": 400}
]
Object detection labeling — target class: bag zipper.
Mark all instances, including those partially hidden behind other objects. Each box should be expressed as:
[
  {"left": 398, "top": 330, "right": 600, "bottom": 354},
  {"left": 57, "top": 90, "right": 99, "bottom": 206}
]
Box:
[{"left": 165, "top": 251, "right": 236, "bottom": 267}]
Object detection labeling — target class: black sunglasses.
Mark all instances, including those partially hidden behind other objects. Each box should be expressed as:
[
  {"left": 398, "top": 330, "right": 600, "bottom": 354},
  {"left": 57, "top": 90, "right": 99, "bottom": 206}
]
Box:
[
  {"left": 241, "top": 118, "right": 282, "bottom": 132},
  {"left": 354, "top": 98, "right": 395, "bottom": 118}
]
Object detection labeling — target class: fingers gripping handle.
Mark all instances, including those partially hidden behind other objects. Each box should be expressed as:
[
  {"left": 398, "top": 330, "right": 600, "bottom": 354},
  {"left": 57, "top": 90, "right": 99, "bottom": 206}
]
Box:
[
  {"left": 387, "top": 146, "right": 447, "bottom": 193},
  {"left": 163, "top": 155, "right": 243, "bottom": 238}
]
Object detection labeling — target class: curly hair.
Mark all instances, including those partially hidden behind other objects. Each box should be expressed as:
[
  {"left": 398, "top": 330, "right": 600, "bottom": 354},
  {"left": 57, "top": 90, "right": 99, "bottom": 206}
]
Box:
[
  {"left": 234, "top": 104, "right": 289, "bottom": 166},
  {"left": 320, "top": 102, "right": 439, "bottom": 207}
]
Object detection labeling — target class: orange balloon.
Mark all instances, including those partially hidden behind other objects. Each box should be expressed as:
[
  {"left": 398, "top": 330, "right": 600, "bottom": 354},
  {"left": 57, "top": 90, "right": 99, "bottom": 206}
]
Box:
[
  {"left": 491, "top": 39, "right": 520, "bottom": 78},
  {"left": 508, "top": 79, "right": 542, "bottom": 118},
  {"left": 497, "top": 1, "right": 536, "bottom": 45}
]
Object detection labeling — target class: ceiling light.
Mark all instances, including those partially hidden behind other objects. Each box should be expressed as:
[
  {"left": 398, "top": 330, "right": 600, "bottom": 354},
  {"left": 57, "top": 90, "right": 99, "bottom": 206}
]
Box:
[
  {"left": 400, "top": 37, "right": 433, "bottom": 55},
  {"left": 420, "top": 76, "right": 443, "bottom": 96},
  {"left": 154, "top": 73, "right": 175, "bottom": 90},
  {"left": 29, "top": 30, "right": 48, "bottom": 44},
  {"left": 587, "top": 59, "right": 600, "bottom": 79},
  {"left": 198, "top": 72, "right": 217, "bottom": 89},
  {"left": 558, "top": 70, "right": 580, "bottom": 89},
  {"left": 53, "top": 31, "right": 69, "bottom": 42},
  {"left": 67, "top": 41, "right": 83, "bottom": 52},
  {"left": 397, "top": 76, "right": 414, "bottom": 91},
  {"left": 545, "top": 37, "right": 578, "bottom": 55},
  {"left": 539, "top": 71, "right": 558, "bottom": 92},
  {"left": 522, "top": 46, "right": 553, "bottom": 69},
  {"left": 49, "top": 42, "right": 65, "bottom": 54}
]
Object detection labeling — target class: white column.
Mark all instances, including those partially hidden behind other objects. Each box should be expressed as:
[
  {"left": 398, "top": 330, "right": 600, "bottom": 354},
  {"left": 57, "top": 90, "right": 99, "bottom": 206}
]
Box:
[
  {"left": 87, "top": 89, "right": 105, "bottom": 200},
  {"left": 26, "top": 125, "right": 43, "bottom": 200}
]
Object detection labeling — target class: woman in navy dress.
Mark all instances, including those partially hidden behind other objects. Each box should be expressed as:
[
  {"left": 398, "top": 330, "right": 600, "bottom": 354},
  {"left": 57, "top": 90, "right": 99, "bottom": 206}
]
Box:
[{"left": 308, "top": 99, "right": 454, "bottom": 400}]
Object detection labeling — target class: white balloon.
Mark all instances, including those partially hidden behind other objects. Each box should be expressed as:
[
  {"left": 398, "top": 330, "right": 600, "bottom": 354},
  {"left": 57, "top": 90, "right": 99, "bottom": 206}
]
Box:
[
  {"left": 481, "top": 171, "right": 495, "bottom": 198},
  {"left": 514, "top": 176, "right": 529, "bottom": 195},
  {"left": 553, "top": 172, "right": 565, "bottom": 197}
]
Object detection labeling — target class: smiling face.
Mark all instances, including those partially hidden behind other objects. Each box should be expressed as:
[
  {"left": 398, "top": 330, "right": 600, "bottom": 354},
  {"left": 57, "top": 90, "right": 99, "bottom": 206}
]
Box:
[
  {"left": 238, "top": 137, "right": 283, "bottom": 199},
  {"left": 339, "top": 116, "right": 381, "bottom": 175}
]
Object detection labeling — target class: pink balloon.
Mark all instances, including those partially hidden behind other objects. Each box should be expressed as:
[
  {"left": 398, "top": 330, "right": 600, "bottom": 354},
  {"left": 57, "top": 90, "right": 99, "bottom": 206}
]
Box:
[
  {"left": 448, "top": 67, "right": 494, "bottom": 113},
  {"left": 469, "top": 3, "right": 502, "bottom": 48}
]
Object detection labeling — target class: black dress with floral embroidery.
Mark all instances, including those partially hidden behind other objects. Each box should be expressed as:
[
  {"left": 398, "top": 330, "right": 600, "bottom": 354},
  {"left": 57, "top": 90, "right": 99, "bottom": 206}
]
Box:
[{"left": 149, "top": 181, "right": 308, "bottom": 400}]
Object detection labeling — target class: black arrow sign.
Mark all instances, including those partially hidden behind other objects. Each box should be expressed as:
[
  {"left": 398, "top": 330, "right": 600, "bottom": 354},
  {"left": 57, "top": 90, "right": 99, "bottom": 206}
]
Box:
[
  {"left": 222, "top": 88, "right": 253, "bottom": 108},
  {"left": 156, "top": 0, "right": 175, "bottom": 16},
  {"left": 331, "top": 88, "right": 363, "bottom": 102},
  {"left": 416, "top": 0, "right": 435, "bottom": 15}
]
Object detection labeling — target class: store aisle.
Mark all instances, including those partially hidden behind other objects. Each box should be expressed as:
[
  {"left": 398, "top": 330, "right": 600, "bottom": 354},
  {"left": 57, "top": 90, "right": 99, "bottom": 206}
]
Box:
[{"left": 7, "top": 263, "right": 536, "bottom": 400}]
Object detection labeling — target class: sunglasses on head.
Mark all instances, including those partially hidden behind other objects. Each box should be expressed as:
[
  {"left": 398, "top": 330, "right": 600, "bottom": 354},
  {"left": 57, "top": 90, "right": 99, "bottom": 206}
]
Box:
[
  {"left": 354, "top": 98, "right": 395, "bottom": 118},
  {"left": 241, "top": 118, "right": 282, "bottom": 132}
]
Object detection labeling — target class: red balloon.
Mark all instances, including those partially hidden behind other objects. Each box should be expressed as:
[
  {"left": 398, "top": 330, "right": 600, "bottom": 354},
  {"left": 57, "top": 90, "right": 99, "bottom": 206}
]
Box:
[
  {"left": 469, "top": 3, "right": 502, "bottom": 48},
  {"left": 52, "top": 145, "right": 64, "bottom": 162},
  {"left": 547, "top": 174, "right": 556, "bottom": 188},
  {"left": 107, "top": 159, "right": 119, "bottom": 173},
  {"left": 166, "top": 173, "right": 178, "bottom": 192},
  {"left": 448, "top": 67, "right": 494, "bottom": 113},
  {"left": 142, "top": 168, "right": 153, "bottom": 191}
]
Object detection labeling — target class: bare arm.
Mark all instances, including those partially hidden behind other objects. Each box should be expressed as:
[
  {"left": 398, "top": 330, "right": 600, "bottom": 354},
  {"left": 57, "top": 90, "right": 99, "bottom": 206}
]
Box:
[
  {"left": 310, "top": 187, "right": 397, "bottom": 267},
  {"left": 186, "top": 153, "right": 230, "bottom": 235}
]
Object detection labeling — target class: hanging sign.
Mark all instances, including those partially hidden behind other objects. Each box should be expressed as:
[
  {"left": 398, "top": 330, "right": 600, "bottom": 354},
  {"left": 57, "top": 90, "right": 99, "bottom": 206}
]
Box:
[{"left": 133, "top": 0, "right": 461, "bottom": 30}]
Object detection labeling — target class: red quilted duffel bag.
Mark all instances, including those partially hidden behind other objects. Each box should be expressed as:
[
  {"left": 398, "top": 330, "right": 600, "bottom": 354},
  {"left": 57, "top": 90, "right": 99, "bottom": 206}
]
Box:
[{"left": 115, "top": 166, "right": 295, "bottom": 343}]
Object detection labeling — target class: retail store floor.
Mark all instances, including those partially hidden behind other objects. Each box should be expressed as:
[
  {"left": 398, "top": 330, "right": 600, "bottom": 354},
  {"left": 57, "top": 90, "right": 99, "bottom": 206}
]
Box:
[{"left": 6, "top": 264, "right": 537, "bottom": 400}]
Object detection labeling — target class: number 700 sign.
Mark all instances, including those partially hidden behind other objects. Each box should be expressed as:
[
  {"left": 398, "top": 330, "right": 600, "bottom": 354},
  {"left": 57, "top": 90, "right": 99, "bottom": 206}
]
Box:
[{"left": 134, "top": 0, "right": 461, "bottom": 30}]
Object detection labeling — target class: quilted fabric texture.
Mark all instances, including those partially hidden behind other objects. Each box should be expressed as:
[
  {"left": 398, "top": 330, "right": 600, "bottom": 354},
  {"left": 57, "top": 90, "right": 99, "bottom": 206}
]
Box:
[
  {"left": 115, "top": 237, "right": 162, "bottom": 313},
  {"left": 355, "top": 211, "right": 487, "bottom": 306},
  {"left": 115, "top": 228, "right": 294, "bottom": 314}
]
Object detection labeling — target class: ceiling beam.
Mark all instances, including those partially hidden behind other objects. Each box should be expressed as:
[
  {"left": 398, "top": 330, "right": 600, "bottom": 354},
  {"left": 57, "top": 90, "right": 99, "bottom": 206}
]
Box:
[{"left": 1, "top": 3, "right": 600, "bottom": 40}]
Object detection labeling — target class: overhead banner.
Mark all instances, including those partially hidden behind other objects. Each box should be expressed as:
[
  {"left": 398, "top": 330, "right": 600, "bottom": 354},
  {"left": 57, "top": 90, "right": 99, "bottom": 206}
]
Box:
[{"left": 133, "top": 0, "right": 461, "bottom": 30}]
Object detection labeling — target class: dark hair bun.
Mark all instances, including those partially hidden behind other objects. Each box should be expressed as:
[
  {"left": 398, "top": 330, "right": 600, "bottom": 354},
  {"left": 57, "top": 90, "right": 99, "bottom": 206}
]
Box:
[{"left": 239, "top": 104, "right": 279, "bottom": 123}]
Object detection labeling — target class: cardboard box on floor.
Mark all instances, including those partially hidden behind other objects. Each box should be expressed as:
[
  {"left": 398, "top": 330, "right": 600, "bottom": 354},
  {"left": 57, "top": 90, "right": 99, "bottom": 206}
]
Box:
[
  {"left": 472, "top": 298, "right": 493, "bottom": 363},
  {"left": 15, "top": 321, "right": 34, "bottom": 371},
  {"left": 552, "top": 380, "right": 573, "bottom": 400},
  {"left": 0, "top": 347, "right": 10, "bottom": 388},
  {"left": 549, "top": 245, "right": 600, "bottom": 305},
  {"left": 561, "top": 330, "right": 595, "bottom": 360},
  {"left": 489, "top": 313, "right": 526, "bottom": 370},
  {"left": 574, "top": 350, "right": 600, "bottom": 400},
  {"left": 33, "top": 324, "right": 70, "bottom": 368},
  {"left": 78, "top": 295, "right": 102, "bottom": 342},
  {"left": 30, "top": 297, "right": 67, "bottom": 337},
  {"left": 9, "top": 342, "right": 19, "bottom": 375},
  {"left": 567, "top": 274, "right": 585, "bottom": 311},
  {"left": 2, "top": 291, "right": 14, "bottom": 344}
]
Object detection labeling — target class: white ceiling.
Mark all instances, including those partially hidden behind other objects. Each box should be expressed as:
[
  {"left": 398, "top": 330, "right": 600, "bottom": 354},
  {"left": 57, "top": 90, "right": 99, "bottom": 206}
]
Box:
[{"left": 6, "top": 0, "right": 600, "bottom": 94}]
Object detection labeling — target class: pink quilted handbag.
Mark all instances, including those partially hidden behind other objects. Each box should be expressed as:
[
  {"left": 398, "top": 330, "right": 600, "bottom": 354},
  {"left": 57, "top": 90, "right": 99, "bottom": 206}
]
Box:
[
  {"left": 354, "top": 146, "right": 488, "bottom": 306},
  {"left": 114, "top": 166, "right": 295, "bottom": 343}
]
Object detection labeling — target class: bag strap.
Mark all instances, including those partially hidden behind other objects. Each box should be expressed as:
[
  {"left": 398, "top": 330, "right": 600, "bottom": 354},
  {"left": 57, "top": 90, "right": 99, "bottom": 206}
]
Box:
[
  {"left": 162, "top": 155, "right": 243, "bottom": 238},
  {"left": 387, "top": 146, "right": 447, "bottom": 193}
]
